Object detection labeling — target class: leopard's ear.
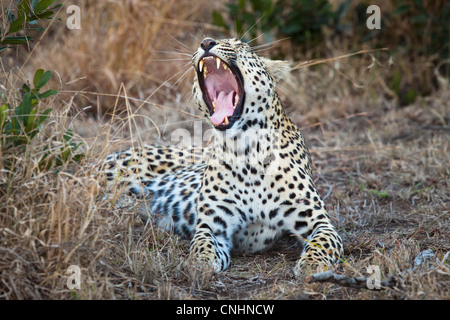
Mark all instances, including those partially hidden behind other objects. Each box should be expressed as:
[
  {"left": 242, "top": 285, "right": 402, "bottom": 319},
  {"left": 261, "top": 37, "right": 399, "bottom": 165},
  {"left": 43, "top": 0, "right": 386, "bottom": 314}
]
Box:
[{"left": 260, "top": 58, "right": 291, "bottom": 85}]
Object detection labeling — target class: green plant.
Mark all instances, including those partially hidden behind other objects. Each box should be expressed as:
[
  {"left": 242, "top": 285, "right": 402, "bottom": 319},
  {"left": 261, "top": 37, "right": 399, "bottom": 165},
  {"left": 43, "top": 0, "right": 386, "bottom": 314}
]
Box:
[
  {"left": 368, "top": 189, "right": 389, "bottom": 198},
  {"left": 212, "top": 0, "right": 334, "bottom": 47},
  {"left": 0, "top": 69, "right": 56, "bottom": 148},
  {"left": 38, "top": 129, "right": 85, "bottom": 171},
  {"left": 0, "top": 0, "right": 62, "bottom": 51},
  {"left": 0, "top": 69, "right": 84, "bottom": 171},
  {"left": 358, "top": 181, "right": 389, "bottom": 198}
]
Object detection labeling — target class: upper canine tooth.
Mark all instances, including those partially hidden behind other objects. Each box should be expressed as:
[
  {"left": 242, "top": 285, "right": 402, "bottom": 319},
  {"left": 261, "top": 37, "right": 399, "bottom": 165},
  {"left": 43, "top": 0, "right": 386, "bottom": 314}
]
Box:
[
  {"left": 199, "top": 60, "right": 204, "bottom": 72},
  {"left": 216, "top": 57, "right": 221, "bottom": 69}
]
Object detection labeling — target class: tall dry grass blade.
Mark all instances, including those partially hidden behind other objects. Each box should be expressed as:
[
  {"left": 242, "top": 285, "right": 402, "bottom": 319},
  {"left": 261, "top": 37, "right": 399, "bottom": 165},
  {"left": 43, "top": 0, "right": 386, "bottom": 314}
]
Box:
[{"left": 291, "top": 48, "right": 389, "bottom": 70}]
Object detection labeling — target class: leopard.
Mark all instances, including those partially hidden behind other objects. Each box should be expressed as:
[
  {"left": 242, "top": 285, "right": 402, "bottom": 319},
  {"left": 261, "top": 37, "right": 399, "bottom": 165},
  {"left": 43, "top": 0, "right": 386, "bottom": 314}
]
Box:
[{"left": 100, "top": 37, "right": 343, "bottom": 277}]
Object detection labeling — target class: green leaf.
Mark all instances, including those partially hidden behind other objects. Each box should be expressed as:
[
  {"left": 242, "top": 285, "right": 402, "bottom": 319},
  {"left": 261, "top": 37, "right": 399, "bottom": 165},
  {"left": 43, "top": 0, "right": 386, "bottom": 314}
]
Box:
[
  {"left": 1, "top": 36, "right": 32, "bottom": 45},
  {"left": 5, "top": 135, "right": 29, "bottom": 146},
  {"left": 25, "top": 109, "right": 38, "bottom": 134},
  {"left": 29, "top": 27, "right": 46, "bottom": 32},
  {"left": 51, "top": 4, "right": 63, "bottom": 10},
  {"left": 0, "top": 46, "right": 11, "bottom": 52},
  {"left": 28, "top": 10, "right": 55, "bottom": 22},
  {"left": 34, "top": 0, "right": 57, "bottom": 14},
  {"left": 15, "top": 92, "right": 33, "bottom": 128},
  {"left": 368, "top": 189, "right": 389, "bottom": 198},
  {"left": 33, "top": 69, "right": 44, "bottom": 88},
  {"left": 7, "top": 11, "right": 26, "bottom": 34},
  {"left": 34, "top": 70, "right": 52, "bottom": 89},
  {"left": 37, "top": 89, "right": 58, "bottom": 100},
  {"left": 63, "top": 129, "right": 73, "bottom": 142}
]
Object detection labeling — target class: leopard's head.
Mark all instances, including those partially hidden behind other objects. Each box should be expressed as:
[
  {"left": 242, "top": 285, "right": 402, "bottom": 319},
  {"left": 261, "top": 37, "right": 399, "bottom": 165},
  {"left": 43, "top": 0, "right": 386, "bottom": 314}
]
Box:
[{"left": 192, "top": 38, "right": 290, "bottom": 133}]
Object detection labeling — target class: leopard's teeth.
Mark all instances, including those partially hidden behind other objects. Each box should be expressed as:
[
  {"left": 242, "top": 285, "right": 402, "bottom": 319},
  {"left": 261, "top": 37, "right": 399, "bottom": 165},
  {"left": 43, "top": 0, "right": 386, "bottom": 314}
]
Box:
[
  {"left": 212, "top": 101, "right": 216, "bottom": 111},
  {"left": 216, "top": 57, "right": 221, "bottom": 69},
  {"left": 199, "top": 59, "right": 204, "bottom": 72},
  {"left": 224, "top": 117, "right": 229, "bottom": 125},
  {"left": 234, "top": 96, "right": 239, "bottom": 107}
]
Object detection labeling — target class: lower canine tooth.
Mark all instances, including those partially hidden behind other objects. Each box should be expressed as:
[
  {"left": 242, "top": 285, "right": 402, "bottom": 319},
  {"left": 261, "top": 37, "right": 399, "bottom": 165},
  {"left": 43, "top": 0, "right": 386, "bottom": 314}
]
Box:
[{"left": 224, "top": 117, "right": 229, "bottom": 125}]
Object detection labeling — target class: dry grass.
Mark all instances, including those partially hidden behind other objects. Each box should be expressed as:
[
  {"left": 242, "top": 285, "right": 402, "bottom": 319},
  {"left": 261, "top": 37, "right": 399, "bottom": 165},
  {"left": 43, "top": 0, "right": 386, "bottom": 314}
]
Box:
[{"left": 0, "top": 0, "right": 449, "bottom": 300}]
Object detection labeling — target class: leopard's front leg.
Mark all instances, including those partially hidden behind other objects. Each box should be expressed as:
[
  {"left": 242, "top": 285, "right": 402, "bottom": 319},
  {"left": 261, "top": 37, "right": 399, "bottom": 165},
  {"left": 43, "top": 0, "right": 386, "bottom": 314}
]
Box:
[
  {"left": 294, "top": 224, "right": 343, "bottom": 277},
  {"left": 290, "top": 207, "right": 343, "bottom": 277},
  {"left": 189, "top": 201, "right": 237, "bottom": 272}
]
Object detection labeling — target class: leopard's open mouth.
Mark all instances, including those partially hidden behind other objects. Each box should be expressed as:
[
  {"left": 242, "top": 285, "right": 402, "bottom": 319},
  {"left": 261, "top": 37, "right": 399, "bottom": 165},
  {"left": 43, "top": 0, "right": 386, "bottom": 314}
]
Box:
[{"left": 197, "top": 54, "right": 244, "bottom": 130}]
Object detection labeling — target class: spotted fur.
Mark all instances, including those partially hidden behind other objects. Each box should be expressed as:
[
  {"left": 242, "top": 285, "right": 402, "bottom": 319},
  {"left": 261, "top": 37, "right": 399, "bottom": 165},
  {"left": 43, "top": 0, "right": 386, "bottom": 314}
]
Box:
[{"left": 100, "top": 38, "right": 343, "bottom": 276}]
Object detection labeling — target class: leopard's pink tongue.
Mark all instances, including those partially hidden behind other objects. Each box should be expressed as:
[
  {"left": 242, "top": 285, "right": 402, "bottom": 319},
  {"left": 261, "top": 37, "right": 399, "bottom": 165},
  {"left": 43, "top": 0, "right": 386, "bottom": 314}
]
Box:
[{"left": 210, "top": 91, "right": 235, "bottom": 125}]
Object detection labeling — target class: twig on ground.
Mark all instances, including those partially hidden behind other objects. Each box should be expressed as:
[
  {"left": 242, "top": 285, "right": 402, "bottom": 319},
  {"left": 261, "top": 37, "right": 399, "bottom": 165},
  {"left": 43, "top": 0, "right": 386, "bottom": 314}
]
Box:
[
  {"left": 307, "top": 250, "right": 437, "bottom": 290},
  {"left": 306, "top": 270, "right": 398, "bottom": 290}
]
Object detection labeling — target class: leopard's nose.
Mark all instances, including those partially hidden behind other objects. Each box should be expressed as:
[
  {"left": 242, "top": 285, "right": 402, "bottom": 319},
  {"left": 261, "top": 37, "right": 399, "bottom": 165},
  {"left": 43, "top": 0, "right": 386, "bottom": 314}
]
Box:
[{"left": 201, "top": 38, "right": 217, "bottom": 52}]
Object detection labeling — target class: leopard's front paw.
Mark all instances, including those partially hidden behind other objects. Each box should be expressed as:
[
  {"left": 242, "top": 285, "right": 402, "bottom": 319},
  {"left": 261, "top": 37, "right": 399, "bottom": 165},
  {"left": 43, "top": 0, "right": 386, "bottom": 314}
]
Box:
[
  {"left": 293, "top": 251, "right": 336, "bottom": 279},
  {"left": 189, "top": 247, "right": 218, "bottom": 269}
]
